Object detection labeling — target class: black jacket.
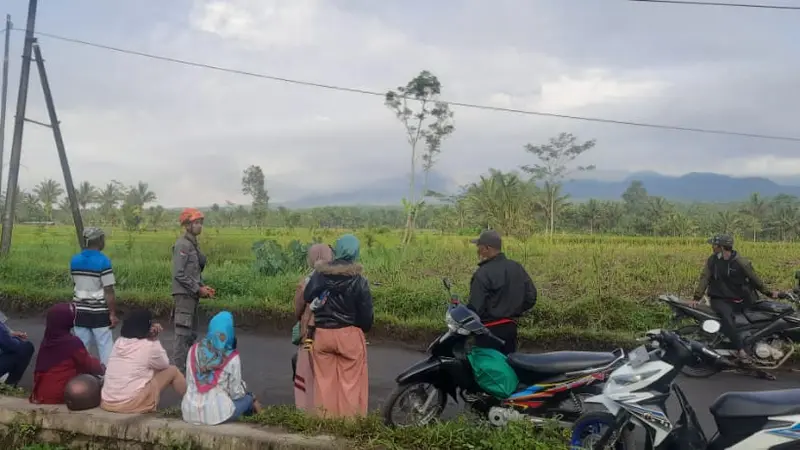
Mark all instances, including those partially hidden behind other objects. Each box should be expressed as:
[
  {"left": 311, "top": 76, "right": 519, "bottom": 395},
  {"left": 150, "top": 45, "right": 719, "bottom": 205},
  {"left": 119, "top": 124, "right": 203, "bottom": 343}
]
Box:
[
  {"left": 468, "top": 253, "right": 537, "bottom": 322},
  {"left": 303, "top": 260, "right": 374, "bottom": 333},
  {"left": 693, "top": 251, "right": 770, "bottom": 303}
]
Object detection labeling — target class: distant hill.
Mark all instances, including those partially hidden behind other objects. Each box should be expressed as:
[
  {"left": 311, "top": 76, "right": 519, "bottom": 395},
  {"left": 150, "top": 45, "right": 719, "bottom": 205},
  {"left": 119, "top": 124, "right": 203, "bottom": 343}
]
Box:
[
  {"left": 275, "top": 171, "right": 800, "bottom": 208},
  {"left": 563, "top": 172, "right": 800, "bottom": 202},
  {"left": 279, "top": 171, "right": 456, "bottom": 208}
]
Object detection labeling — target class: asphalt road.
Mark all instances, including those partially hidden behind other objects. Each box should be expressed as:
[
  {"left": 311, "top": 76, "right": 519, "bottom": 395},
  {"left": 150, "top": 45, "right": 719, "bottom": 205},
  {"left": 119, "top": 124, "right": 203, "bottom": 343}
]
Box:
[{"left": 8, "top": 316, "right": 800, "bottom": 436}]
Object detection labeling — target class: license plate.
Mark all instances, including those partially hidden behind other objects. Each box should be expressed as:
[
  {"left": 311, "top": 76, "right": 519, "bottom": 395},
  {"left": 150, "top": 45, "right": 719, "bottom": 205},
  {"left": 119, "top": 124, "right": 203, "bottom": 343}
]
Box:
[{"left": 628, "top": 345, "right": 650, "bottom": 368}]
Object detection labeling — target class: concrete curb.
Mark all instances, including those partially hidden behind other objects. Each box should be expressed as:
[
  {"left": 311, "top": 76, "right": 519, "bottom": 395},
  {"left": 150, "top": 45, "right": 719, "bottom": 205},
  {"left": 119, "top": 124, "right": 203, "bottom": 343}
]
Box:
[{"left": 0, "top": 397, "right": 341, "bottom": 449}]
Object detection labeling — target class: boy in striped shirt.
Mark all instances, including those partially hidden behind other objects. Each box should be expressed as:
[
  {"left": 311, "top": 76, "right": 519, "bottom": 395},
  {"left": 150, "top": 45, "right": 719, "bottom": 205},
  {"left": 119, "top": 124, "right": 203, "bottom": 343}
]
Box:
[{"left": 70, "top": 227, "right": 118, "bottom": 365}]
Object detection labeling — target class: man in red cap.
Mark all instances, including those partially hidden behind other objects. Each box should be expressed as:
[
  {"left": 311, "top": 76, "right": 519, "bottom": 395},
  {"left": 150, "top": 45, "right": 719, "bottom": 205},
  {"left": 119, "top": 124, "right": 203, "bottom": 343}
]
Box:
[{"left": 171, "top": 208, "right": 215, "bottom": 373}]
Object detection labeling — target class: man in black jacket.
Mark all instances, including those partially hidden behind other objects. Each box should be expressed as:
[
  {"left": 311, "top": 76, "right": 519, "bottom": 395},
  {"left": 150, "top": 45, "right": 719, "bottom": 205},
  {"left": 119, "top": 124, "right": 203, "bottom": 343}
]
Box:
[
  {"left": 467, "top": 230, "right": 537, "bottom": 354},
  {"left": 693, "top": 234, "right": 777, "bottom": 361}
]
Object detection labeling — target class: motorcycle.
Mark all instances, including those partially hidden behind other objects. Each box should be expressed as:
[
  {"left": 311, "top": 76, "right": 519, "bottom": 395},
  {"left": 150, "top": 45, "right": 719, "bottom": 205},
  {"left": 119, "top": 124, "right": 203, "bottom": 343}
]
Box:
[
  {"left": 657, "top": 273, "right": 800, "bottom": 377},
  {"left": 571, "top": 321, "right": 800, "bottom": 449},
  {"left": 381, "top": 278, "right": 626, "bottom": 427}
]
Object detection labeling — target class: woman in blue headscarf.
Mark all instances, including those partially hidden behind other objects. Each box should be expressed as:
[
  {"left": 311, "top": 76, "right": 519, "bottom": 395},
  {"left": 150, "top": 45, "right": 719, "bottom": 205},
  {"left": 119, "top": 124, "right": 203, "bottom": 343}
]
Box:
[
  {"left": 181, "top": 311, "right": 261, "bottom": 425},
  {"left": 303, "top": 234, "right": 374, "bottom": 418}
]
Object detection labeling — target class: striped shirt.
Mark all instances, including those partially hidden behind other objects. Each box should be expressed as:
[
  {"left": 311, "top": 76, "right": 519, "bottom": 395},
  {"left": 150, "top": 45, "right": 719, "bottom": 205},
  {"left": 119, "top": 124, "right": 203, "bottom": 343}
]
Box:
[{"left": 70, "top": 249, "right": 115, "bottom": 328}]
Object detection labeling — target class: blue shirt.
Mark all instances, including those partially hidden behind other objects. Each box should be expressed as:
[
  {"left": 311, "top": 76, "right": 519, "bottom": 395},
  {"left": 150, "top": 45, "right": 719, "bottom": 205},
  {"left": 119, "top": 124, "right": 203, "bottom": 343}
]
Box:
[{"left": 70, "top": 249, "right": 116, "bottom": 328}]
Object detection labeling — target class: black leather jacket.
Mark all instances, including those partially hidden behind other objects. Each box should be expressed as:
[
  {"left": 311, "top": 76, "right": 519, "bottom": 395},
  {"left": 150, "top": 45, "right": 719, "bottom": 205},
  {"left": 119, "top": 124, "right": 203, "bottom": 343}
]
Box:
[{"left": 303, "top": 260, "right": 374, "bottom": 333}]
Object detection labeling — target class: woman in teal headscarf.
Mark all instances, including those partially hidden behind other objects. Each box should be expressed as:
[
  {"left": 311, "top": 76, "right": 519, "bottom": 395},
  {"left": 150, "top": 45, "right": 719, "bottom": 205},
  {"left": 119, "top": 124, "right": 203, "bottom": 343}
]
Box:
[
  {"left": 303, "top": 234, "right": 373, "bottom": 418},
  {"left": 181, "top": 311, "right": 262, "bottom": 425}
]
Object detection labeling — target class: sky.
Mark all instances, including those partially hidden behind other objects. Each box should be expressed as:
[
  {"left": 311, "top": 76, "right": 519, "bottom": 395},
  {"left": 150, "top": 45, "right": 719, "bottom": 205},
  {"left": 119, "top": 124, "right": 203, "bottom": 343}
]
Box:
[{"left": 1, "top": 0, "right": 799, "bottom": 207}]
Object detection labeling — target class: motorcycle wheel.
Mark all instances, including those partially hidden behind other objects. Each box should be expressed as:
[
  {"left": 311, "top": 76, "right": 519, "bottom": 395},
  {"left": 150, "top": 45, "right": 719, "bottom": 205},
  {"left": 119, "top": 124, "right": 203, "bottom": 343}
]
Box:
[
  {"left": 675, "top": 325, "right": 722, "bottom": 378},
  {"left": 570, "top": 411, "right": 635, "bottom": 450},
  {"left": 382, "top": 382, "right": 447, "bottom": 427}
]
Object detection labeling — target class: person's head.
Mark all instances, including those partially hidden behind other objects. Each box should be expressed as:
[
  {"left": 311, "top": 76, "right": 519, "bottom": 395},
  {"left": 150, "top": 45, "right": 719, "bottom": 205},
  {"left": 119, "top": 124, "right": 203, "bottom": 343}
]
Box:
[
  {"left": 471, "top": 230, "right": 502, "bottom": 261},
  {"left": 708, "top": 234, "right": 734, "bottom": 254},
  {"left": 64, "top": 374, "right": 102, "bottom": 411},
  {"left": 333, "top": 234, "right": 360, "bottom": 263},
  {"left": 82, "top": 227, "right": 105, "bottom": 251},
  {"left": 307, "top": 243, "right": 334, "bottom": 269},
  {"left": 120, "top": 309, "right": 153, "bottom": 339},
  {"left": 44, "top": 303, "right": 76, "bottom": 338},
  {"left": 206, "top": 311, "right": 236, "bottom": 353},
  {"left": 179, "top": 208, "right": 205, "bottom": 236}
]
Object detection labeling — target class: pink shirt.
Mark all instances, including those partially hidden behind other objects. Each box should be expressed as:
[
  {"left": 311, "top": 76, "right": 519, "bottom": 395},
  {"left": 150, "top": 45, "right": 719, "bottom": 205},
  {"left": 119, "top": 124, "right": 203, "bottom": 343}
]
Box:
[{"left": 101, "top": 337, "right": 170, "bottom": 404}]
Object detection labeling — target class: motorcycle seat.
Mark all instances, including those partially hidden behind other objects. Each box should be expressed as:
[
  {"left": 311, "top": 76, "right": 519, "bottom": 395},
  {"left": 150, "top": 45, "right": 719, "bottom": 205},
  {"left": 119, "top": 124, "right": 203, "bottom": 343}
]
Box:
[
  {"left": 507, "top": 351, "right": 617, "bottom": 374},
  {"left": 710, "top": 388, "right": 800, "bottom": 419},
  {"left": 752, "top": 300, "right": 793, "bottom": 315}
]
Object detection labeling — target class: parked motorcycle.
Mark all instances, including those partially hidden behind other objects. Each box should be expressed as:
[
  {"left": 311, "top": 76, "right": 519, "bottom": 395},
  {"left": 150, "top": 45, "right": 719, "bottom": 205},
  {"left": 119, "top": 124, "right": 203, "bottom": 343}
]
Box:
[
  {"left": 657, "top": 273, "right": 800, "bottom": 377},
  {"left": 381, "top": 278, "right": 626, "bottom": 427},
  {"left": 571, "top": 321, "right": 800, "bottom": 449}
]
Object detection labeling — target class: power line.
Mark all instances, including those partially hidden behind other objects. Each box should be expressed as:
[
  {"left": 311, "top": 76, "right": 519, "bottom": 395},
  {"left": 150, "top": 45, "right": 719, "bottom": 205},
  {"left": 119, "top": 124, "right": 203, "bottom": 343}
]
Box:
[
  {"left": 11, "top": 27, "right": 800, "bottom": 143},
  {"left": 630, "top": 0, "right": 800, "bottom": 10}
]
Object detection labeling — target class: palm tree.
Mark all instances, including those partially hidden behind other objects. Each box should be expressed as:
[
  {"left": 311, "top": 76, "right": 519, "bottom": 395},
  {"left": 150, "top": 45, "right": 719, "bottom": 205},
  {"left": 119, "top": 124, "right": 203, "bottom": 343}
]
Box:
[
  {"left": 76, "top": 182, "right": 99, "bottom": 212},
  {"left": 579, "top": 199, "right": 603, "bottom": 234},
  {"left": 33, "top": 179, "right": 64, "bottom": 221},
  {"left": 127, "top": 181, "right": 157, "bottom": 207},
  {"left": 461, "top": 169, "right": 537, "bottom": 237},
  {"left": 739, "top": 193, "right": 768, "bottom": 241},
  {"left": 99, "top": 181, "right": 125, "bottom": 225}
]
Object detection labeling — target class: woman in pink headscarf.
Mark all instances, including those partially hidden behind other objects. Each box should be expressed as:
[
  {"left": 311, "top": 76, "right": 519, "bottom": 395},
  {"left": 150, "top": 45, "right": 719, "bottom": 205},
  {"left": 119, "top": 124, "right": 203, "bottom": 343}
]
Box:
[{"left": 292, "top": 243, "right": 334, "bottom": 411}]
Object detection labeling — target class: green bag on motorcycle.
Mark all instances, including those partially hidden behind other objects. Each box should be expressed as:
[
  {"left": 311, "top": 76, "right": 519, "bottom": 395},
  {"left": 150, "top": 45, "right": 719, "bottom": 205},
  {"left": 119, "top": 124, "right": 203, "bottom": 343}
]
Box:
[{"left": 467, "top": 347, "right": 519, "bottom": 399}]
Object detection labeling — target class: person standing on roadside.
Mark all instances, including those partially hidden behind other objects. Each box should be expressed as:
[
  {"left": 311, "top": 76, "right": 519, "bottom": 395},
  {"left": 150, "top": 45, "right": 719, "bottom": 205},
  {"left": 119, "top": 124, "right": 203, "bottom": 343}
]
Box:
[
  {"left": 467, "top": 230, "right": 537, "bottom": 355},
  {"left": 71, "top": 227, "right": 119, "bottom": 365},
  {"left": 172, "top": 208, "right": 215, "bottom": 374}
]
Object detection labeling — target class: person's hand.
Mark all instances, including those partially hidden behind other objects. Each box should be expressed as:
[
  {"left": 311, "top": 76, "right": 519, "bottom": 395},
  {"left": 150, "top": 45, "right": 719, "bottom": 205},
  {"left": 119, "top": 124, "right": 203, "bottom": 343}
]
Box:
[
  {"left": 199, "top": 286, "right": 216, "bottom": 298},
  {"left": 690, "top": 298, "right": 702, "bottom": 308},
  {"left": 109, "top": 313, "right": 120, "bottom": 329},
  {"left": 771, "top": 291, "right": 780, "bottom": 299},
  {"left": 149, "top": 323, "right": 163, "bottom": 337},
  {"left": 11, "top": 330, "right": 27, "bottom": 340}
]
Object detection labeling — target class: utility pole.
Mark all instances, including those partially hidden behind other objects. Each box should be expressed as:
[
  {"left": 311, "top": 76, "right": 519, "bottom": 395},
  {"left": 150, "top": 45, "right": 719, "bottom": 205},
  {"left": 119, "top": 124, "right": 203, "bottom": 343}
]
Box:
[
  {"left": 33, "top": 42, "right": 84, "bottom": 248},
  {"left": 0, "top": 0, "right": 37, "bottom": 256},
  {"left": 0, "top": 15, "right": 12, "bottom": 213}
]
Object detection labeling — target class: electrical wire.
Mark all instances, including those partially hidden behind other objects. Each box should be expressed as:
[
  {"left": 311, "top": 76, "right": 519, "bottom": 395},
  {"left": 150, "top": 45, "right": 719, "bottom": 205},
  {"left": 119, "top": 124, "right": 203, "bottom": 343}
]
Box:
[
  {"left": 10, "top": 27, "right": 800, "bottom": 143},
  {"left": 630, "top": 0, "right": 800, "bottom": 10}
]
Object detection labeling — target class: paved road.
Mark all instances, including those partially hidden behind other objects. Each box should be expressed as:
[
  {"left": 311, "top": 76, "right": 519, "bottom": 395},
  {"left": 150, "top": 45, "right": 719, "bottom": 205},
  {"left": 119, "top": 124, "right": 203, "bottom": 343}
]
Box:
[{"left": 8, "top": 316, "right": 800, "bottom": 436}]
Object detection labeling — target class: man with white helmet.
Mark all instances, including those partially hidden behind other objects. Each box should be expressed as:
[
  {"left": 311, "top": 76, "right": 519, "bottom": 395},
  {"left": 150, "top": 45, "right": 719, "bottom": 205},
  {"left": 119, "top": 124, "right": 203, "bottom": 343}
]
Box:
[{"left": 70, "top": 227, "right": 118, "bottom": 365}]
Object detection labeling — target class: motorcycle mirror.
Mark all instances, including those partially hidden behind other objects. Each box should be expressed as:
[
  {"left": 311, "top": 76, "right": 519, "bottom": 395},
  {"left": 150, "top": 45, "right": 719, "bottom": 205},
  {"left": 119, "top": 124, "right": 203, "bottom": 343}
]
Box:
[
  {"left": 702, "top": 320, "right": 721, "bottom": 334},
  {"left": 442, "top": 278, "right": 452, "bottom": 291}
]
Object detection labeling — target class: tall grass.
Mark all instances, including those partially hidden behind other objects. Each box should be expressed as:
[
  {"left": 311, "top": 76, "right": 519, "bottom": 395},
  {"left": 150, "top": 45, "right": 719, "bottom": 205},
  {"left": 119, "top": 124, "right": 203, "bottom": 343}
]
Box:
[{"left": 2, "top": 225, "right": 798, "bottom": 345}]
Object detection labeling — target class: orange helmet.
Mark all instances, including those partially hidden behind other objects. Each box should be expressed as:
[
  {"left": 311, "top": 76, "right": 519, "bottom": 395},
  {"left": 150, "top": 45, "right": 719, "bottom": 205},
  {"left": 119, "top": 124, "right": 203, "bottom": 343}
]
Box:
[{"left": 179, "top": 208, "right": 205, "bottom": 225}]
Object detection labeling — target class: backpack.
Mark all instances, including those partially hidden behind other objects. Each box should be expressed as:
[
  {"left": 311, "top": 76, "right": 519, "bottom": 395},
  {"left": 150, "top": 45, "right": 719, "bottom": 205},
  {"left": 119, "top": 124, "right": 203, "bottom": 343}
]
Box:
[{"left": 467, "top": 347, "right": 519, "bottom": 399}]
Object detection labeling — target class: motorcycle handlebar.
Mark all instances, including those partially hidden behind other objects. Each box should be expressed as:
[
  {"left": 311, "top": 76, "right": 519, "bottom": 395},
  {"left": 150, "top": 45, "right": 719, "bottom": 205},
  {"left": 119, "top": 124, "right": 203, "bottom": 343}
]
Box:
[{"left": 648, "top": 330, "right": 733, "bottom": 368}]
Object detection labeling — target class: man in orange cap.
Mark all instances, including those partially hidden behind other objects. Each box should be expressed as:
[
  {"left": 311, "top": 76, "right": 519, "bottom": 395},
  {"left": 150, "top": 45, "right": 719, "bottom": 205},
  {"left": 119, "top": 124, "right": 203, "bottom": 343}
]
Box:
[{"left": 171, "top": 208, "right": 215, "bottom": 373}]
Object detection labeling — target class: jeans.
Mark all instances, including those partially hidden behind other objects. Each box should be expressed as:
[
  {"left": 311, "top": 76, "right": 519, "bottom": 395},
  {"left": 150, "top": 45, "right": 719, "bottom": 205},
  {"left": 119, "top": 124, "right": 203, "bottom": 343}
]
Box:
[
  {"left": 73, "top": 326, "right": 114, "bottom": 365},
  {"left": 0, "top": 340, "right": 34, "bottom": 386},
  {"left": 227, "top": 393, "right": 255, "bottom": 422}
]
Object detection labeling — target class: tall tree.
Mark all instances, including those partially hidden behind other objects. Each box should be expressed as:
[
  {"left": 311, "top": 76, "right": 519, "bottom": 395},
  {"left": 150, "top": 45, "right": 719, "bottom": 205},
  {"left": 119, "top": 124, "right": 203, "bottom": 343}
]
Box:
[
  {"left": 385, "top": 70, "right": 455, "bottom": 246},
  {"left": 127, "top": 181, "right": 157, "bottom": 207},
  {"left": 739, "top": 192, "right": 768, "bottom": 242},
  {"left": 521, "top": 132, "right": 596, "bottom": 236},
  {"left": 241, "top": 165, "right": 269, "bottom": 227},
  {"left": 33, "top": 178, "right": 64, "bottom": 222},
  {"left": 76, "top": 181, "right": 98, "bottom": 212},
  {"left": 99, "top": 181, "right": 126, "bottom": 225}
]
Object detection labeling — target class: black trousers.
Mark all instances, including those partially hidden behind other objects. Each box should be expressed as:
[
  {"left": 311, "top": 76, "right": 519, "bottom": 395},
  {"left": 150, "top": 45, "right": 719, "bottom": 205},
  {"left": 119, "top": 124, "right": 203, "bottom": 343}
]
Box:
[
  {"left": 710, "top": 298, "right": 746, "bottom": 350},
  {"left": 475, "top": 322, "right": 518, "bottom": 355},
  {"left": 0, "top": 340, "right": 34, "bottom": 386}
]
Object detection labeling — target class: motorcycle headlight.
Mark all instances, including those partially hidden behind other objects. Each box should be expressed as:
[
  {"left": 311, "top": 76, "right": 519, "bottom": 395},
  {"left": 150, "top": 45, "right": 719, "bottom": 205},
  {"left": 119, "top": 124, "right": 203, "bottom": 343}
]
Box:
[
  {"left": 445, "top": 311, "right": 459, "bottom": 332},
  {"left": 610, "top": 369, "right": 660, "bottom": 386}
]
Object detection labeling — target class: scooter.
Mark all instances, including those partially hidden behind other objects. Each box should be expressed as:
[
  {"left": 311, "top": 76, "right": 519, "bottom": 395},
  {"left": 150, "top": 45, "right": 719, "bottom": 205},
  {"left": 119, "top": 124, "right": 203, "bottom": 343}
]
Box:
[
  {"left": 381, "top": 278, "right": 626, "bottom": 428},
  {"left": 570, "top": 320, "right": 800, "bottom": 449}
]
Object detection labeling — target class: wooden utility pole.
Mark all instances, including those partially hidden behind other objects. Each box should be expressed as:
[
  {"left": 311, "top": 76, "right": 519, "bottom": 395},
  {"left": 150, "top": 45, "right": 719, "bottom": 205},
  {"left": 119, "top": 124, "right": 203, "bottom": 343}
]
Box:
[
  {"left": 0, "top": 15, "right": 11, "bottom": 202},
  {"left": 33, "top": 42, "right": 84, "bottom": 247},
  {"left": 0, "top": 0, "right": 37, "bottom": 256}
]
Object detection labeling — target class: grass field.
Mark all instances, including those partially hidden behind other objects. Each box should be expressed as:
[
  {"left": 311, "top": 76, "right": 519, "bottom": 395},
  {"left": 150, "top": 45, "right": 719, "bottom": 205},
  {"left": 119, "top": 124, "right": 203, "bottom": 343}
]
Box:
[{"left": 1, "top": 225, "right": 799, "bottom": 348}]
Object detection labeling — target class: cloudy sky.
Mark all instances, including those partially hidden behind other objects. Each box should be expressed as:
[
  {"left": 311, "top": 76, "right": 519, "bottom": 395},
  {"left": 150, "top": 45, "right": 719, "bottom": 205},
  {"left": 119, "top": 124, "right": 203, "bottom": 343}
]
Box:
[{"left": 2, "top": 0, "right": 799, "bottom": 207}]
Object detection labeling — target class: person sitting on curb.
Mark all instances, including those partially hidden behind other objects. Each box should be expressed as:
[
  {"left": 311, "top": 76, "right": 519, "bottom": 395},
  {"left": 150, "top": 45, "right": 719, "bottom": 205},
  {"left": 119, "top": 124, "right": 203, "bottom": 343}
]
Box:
[
  {"left": 30, "top": 303, "right": 104, "bottom": 404},
  {"left": 0, "top": 310, "right": 34, "bottom": 387},
  {"left": 182, "top": 311, "right": 262, "bottom": 425},
  {"left": 101, "top": 309, "right": 187, "bottom": 413}
]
